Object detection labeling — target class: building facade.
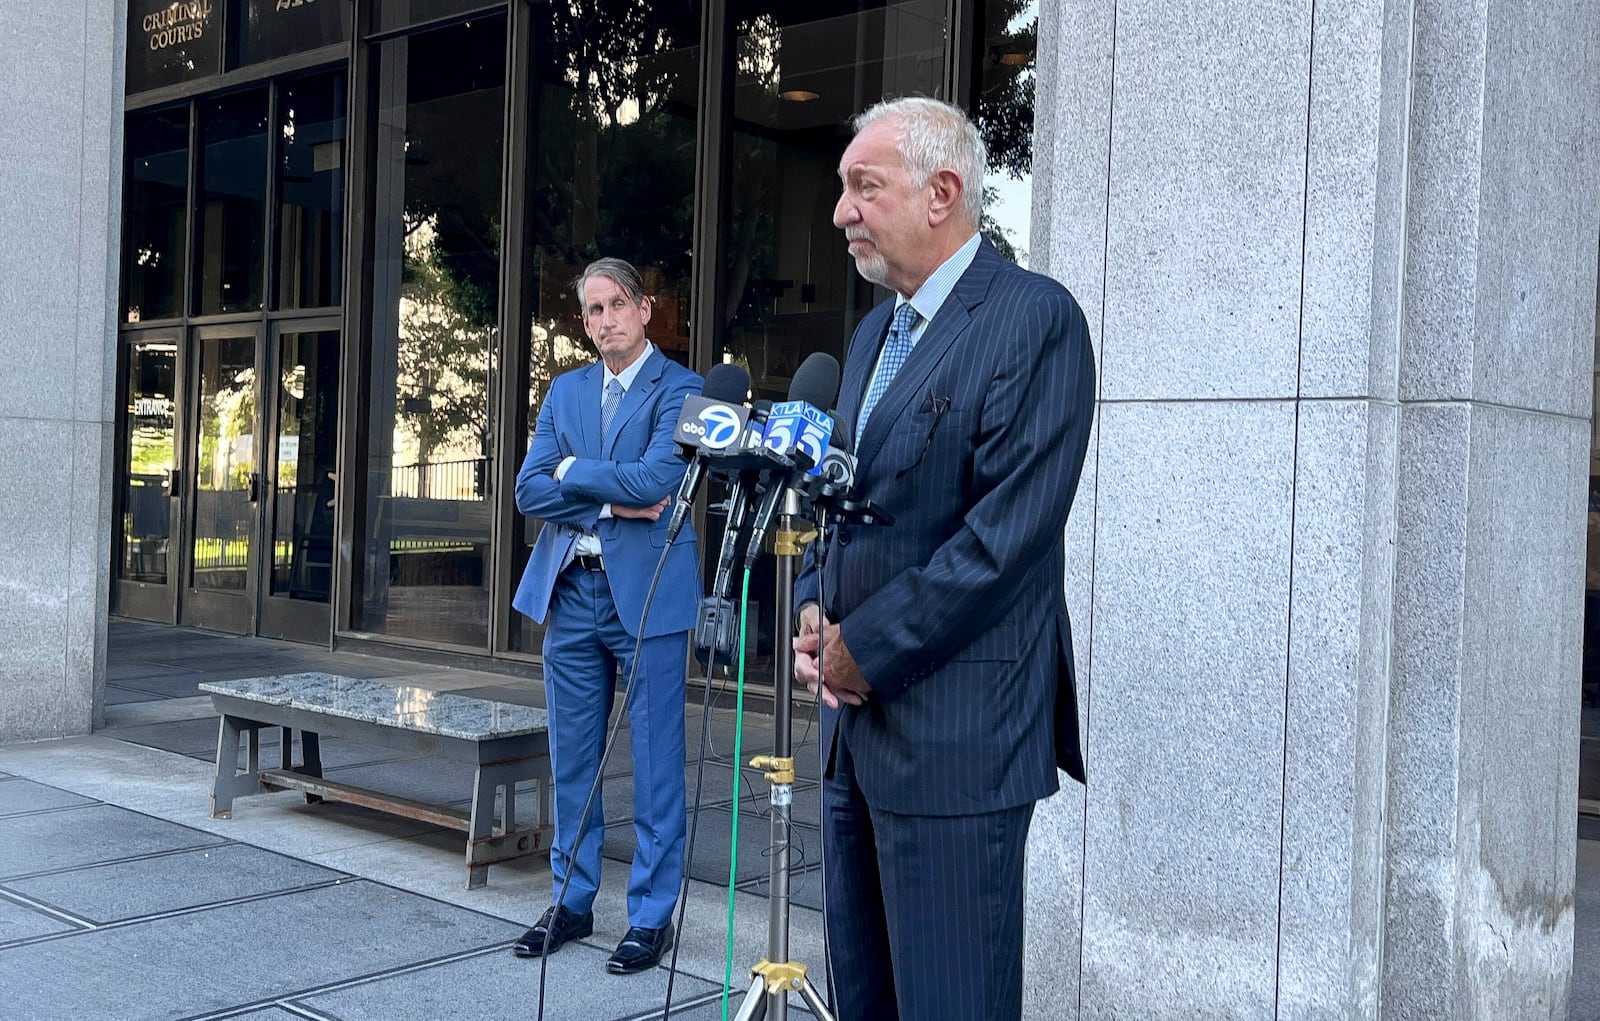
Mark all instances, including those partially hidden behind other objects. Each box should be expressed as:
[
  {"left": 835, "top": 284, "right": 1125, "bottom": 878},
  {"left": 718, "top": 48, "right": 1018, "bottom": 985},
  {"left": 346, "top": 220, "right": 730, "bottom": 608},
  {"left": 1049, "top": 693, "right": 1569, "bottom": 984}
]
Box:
[
  {"left": 2, "top": 1, "right": 1597, "bottom": 1018},
  {"left": 105, "top": 0, "right": 1039, "bottom": 667}
]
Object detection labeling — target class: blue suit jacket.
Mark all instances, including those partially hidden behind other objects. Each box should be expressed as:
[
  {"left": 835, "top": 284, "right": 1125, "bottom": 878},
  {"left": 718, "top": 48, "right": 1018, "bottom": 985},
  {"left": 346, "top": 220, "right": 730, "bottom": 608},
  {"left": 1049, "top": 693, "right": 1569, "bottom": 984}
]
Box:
[
  {"left": 513, "top": 347, "right": 703, "bottom": 638},
  {"left": 797, "top": 241, "right": 1095, "bottom": 816}
]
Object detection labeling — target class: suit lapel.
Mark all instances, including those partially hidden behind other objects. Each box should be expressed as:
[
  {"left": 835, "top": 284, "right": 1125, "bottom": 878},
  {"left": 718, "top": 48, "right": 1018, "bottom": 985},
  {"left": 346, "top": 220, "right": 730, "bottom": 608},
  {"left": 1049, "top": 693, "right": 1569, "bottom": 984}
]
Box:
[
  {"left": 854, "top": 246, "right": 1000, "bottom": 476},
  {"left": 602, "top": 347, "right": 664, "bottom": 459},
  {"left": 575, "top": 362, "right": 603, "bottom": 456}
]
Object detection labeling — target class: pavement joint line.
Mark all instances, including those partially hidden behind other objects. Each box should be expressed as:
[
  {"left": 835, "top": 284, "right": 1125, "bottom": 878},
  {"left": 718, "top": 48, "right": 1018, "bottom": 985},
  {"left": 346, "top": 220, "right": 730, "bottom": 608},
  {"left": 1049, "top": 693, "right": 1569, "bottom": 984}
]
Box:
[
  {"left": 0, "top": 876, "right": 357, "bottom": 948},
  {"left": 107, "top": 680, "right": 204, "bottom": 699},
  {"left": 0, "top": 800, "right": 105, "bottom": 822},
  {"left": 172, "top": 941, "right": 514, "bottom": 1021},
  {"left": 616, "top": 988, "right": 728, "bottom": 1020},
  {"left": 0, "top": 801, "right": 100, "bottom": 821},
  {"left": 0, "top": 838, "right": 230, "bottom": 884},
  {"left": 0, "top": 886, "right": 98, "bottom": 930}
]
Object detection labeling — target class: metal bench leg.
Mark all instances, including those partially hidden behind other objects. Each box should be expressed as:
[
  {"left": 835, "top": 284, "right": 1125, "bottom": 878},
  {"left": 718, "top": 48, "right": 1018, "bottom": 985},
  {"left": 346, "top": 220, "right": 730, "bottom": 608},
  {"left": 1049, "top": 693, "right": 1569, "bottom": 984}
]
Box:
[
  {"left": 538, "top": 768, "right": 552, "bottom": 834},
  {"left": 301, "top": 730, "right": 324, "bottom": 805},
  {"left": 244, "top": 726, "right": 261, "bottom": 778},
  {"left": 211, "top": 715, "right": 264, "bottom": 819},
  {"left": 466, "top": 765, "right": 502, "bottom": 890}
]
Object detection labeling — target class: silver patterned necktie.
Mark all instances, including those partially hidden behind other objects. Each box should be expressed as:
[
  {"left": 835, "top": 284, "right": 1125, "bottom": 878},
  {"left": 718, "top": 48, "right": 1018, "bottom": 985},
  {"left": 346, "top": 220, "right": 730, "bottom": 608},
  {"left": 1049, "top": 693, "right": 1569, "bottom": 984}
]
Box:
[
  {"left": 601, "top": 378, "right": 624, "bottom": 444},
  {"left": 858, "top": 302, "right": 920, "bottom": 434}
]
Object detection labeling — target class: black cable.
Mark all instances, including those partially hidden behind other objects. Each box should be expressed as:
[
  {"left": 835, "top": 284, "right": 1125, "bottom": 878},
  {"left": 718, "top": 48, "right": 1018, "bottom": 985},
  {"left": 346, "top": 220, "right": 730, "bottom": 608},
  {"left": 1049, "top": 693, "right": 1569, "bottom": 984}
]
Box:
[
  {"left": 536, "top": 536, "right": 674, "bottom": 1021},
  {"left": 813, "top": 509, "right": 836, "bottom": 1014},
  {"left": 658, "top": 574, "right": 734, "bottom": 1018}
]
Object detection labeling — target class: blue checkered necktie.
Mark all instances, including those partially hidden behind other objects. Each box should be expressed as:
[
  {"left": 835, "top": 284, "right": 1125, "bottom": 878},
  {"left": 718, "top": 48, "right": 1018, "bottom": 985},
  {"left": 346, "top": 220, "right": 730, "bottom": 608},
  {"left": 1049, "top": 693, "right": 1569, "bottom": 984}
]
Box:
[
  {"left": 600, "top": 378, "right": 624, "bottom": 445},
  {"left": 858, "top": 302, "right": 920, "bottom": 434}
]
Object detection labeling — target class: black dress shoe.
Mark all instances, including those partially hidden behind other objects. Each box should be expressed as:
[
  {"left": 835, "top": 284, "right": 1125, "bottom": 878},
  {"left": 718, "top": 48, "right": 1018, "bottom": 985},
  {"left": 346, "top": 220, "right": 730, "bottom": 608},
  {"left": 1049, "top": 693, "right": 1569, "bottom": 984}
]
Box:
[
  {"left": 605, "top": 924, "right": 674, "bottom": 974},
  {"left": 512, "top": 904, "right": 594, "bottom": 958}
]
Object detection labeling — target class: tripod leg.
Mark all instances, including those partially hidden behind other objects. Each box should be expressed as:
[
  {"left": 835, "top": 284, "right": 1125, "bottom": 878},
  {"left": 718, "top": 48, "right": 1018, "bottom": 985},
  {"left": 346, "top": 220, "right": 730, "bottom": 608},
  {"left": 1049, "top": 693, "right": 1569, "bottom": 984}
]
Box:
[
  {"left": 797, "top": 977, "right": 835, "bottom": 1021},
  {"left": 731, "top": 976, "right": 769, "bottom": 1021}
]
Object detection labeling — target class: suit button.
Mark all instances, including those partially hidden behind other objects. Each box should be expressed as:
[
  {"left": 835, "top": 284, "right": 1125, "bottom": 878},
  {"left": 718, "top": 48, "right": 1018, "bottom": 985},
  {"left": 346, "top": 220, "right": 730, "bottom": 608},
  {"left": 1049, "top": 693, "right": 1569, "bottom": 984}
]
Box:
[{"left": 837, "top": 529, "right": 852, "bottom": 547}]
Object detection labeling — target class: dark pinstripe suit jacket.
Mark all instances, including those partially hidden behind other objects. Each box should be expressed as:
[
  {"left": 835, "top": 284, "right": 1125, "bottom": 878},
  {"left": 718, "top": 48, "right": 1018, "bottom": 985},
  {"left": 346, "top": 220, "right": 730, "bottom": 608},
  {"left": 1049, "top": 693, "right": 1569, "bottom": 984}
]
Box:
[{"left": 797, "top": 240, "right": 1095, "bottom": 817}]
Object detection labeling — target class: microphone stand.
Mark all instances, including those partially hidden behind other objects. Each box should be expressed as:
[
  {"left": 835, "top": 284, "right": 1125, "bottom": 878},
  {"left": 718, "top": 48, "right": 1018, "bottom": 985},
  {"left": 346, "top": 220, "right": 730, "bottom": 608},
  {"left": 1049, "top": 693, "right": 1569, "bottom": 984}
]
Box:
[{"left": 731, "top": 484, "right": 833, "bottom": 1021}]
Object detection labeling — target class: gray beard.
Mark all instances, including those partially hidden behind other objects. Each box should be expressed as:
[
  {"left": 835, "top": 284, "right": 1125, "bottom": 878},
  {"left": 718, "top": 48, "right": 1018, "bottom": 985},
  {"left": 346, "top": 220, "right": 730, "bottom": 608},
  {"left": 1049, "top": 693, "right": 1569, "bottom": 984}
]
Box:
[{"left": 851, "top": 251, "right": 889, "bottom": 288}]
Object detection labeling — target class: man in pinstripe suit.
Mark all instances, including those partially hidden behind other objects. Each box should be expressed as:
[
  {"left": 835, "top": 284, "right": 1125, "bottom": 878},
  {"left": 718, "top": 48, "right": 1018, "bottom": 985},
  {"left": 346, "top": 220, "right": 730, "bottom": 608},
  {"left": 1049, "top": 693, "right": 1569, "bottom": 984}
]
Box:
[{"left": 793, "top": 97, "right": 1095, "bottom": 1020}]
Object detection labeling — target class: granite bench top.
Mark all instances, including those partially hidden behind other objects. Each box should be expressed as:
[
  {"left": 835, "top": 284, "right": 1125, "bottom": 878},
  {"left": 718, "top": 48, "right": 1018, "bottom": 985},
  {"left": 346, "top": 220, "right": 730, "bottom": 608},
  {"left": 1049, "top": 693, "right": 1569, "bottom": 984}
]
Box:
[{"left": 199, "top": 674, "right": 549, "bottom": 742}]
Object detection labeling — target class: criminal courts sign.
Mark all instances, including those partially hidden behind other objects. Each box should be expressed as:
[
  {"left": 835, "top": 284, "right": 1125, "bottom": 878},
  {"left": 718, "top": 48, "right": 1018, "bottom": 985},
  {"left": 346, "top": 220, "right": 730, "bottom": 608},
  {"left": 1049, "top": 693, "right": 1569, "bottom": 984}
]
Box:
[{"left": 128, "top": 1, "right": 221, "bottom": 94}]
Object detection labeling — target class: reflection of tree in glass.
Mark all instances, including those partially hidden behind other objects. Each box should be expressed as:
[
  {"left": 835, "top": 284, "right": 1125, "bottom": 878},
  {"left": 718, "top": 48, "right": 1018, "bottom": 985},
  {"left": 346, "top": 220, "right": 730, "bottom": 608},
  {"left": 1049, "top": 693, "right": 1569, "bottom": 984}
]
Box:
[
  {"left": 977, "top": 0, "right": 1036, "bottom": 264},
  {"left": 549, "top": 0, "right": 684, "bottom": 127},
  {"left": 527, "top": 318, "right": 598, "bottom": 420},
  {"left": 130, "top": 423, "right": 173, "bottom": 476},
  {"left": 395, "top": 215, "right": 493, "bottom": 496},
  {"left": 199, "top": 366, "right": 255, "bottom": 491},
  {"left": 524, "top": 0, "right": 697, "bottom": 394},
  {"left": 724, "top": 15, "right": 783, "bottom": 348}
]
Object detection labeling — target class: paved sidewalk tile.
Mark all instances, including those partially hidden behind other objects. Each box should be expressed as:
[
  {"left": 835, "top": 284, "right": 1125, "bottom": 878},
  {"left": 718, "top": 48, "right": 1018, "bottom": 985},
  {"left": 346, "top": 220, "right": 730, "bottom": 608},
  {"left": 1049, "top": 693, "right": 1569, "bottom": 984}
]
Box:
[
  {"left": 0, "top": 778, "right": 96, "bottom": 817},
  {"left": 0, "top": 804, "right": 225, "bottom": 878},
  {"left": 107, "top": 673, "right": 208, "bottom": 699},
  {"left": 297, "top": 942, "right": 718, "bottom": 1021},
  {"left": 7, "top": 844, "right": 344, "bottom": 924},
  {"left": 104, "top": 685, "right": 169, "bottom": 706},
  {"left": 0, "top": 880, "right": 521, "bottom": 1020},
  {"left": 0, "top": 897, "right": 80, "bottom": 942}
]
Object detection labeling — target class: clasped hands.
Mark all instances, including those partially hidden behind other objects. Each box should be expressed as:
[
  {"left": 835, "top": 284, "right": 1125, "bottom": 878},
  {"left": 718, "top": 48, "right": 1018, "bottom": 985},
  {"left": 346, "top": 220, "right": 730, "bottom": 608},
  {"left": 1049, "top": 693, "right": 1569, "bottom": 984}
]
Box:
[{"left": 793, "top": 604, "right": 872, "bottom": 709}]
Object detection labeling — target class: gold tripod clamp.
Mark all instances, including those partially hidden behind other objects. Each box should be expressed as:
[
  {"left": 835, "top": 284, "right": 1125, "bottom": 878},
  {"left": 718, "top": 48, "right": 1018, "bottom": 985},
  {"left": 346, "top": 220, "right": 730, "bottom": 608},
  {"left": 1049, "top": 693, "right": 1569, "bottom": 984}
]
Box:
[
  {"left": 749, "top": 755, "right": 795, "bottom": 785},
  {"left": 771, "top": 524, "right": 817, "bottom": 556},
  {"left": 751, "top": 958, "right": 810, "bottom": 995}
]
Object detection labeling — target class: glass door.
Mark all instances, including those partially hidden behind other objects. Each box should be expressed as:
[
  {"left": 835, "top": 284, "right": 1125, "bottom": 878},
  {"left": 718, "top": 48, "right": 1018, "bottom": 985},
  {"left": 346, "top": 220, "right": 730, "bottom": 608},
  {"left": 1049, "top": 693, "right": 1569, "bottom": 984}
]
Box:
[
  {"left": 179, "top": 324, "right": 264, "bottom": 634},
  {"left": 113, "top": 330, "right": 184, "bottom": 622},
  {"left": 258, "top": 323, "right": 341, "bottom": 642}
]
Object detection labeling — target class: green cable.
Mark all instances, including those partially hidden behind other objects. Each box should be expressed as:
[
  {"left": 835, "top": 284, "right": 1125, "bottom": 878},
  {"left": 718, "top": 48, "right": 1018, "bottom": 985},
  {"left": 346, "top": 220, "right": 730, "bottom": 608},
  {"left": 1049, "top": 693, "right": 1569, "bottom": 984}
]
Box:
[{"left": 721, "top": 569, "right": 753, "bottom": 1020}]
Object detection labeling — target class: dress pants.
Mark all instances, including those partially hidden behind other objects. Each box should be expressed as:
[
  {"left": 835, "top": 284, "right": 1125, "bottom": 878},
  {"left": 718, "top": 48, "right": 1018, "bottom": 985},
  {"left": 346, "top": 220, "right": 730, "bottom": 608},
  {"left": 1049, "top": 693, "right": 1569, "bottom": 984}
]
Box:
[
  {"left": 543, "top": 566, "right": 687, "bottom": 929},
  {"left": 821, "top": 730, "right": 1035, "bottom": 1021}
]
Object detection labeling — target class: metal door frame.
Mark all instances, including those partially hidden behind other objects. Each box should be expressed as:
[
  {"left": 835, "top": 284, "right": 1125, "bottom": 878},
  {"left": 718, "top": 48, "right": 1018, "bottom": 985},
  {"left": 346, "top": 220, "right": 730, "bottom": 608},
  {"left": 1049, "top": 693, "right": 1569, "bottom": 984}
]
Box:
[
  {"left": 258, "top": 315, "right": 342, "bottom": 642},
  {"left": 178, "top": 321, "right": 267, "bottom": 634},
  {"left": 111, "top": 327, "right": 187, "bottom": 623}
]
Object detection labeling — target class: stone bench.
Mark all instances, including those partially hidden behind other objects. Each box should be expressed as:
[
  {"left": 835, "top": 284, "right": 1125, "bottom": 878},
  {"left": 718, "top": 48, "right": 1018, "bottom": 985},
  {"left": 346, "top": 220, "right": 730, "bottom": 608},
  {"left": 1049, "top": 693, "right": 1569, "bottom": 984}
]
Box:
[{"left": 200, "top": 674, "right": 551, "bottom": 889}]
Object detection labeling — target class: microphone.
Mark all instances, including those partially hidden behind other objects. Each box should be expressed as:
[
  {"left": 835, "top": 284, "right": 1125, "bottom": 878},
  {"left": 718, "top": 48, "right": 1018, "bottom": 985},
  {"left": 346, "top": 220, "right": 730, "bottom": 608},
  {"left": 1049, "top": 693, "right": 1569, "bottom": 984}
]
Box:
[
  {"left": 815, "top": 415, "right": 857, "bottom": 492},
  {"left": 696, "top": 358, "right": 844, "bottom": 653},
  {"left": 740, "top": 355, "right": 843, "bottom": 570},
  {"left": 665, "top": 363, "right": 750, "bottom": 545},
  {"left": 799, "top": 415, "right": 856, "bottom": 569},
  {"left": 760, "top": 353, "right": 842, "bottom": 473}
]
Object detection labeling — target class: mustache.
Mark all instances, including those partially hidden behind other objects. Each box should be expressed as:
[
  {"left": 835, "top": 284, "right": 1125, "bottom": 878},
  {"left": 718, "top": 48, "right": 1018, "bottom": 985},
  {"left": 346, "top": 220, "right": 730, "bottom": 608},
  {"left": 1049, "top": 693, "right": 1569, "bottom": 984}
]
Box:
[{"left": 845, "top": 228, "right": 874, "bottom": 244}]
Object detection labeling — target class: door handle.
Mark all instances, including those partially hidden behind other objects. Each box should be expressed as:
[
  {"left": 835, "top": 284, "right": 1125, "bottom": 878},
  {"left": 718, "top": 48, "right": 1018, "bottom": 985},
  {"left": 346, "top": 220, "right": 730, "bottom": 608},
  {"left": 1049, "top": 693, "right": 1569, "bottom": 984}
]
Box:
[
  {"left": 248, "top": 472, "right": 262, "bottom": 502},
  {"left": 165, "top": 468, "right": 181, "bottom": 495}
]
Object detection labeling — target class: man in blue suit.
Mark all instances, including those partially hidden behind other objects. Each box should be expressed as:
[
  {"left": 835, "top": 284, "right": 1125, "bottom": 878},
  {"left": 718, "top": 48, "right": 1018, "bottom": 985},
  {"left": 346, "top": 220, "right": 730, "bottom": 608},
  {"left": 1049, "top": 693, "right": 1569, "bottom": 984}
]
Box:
[
  {"left": 511, "top": 257, "right": 702, "bottom": 975},
  {"left": 794, "top": 99, "right": 1095, "bottom": 1019}
]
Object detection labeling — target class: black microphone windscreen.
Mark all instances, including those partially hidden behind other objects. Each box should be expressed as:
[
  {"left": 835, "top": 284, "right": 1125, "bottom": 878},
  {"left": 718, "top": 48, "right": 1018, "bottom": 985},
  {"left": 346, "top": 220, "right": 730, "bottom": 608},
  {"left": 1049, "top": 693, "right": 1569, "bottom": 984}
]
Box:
[
  {"left": 827, "top": 412, "right": 853, "bottom": 452},
  {"left": 703, "top": 362, "right": 749, "bottom": 403},
  {"left": 788, "top": 353, "right": 841, "bottom": 411}
]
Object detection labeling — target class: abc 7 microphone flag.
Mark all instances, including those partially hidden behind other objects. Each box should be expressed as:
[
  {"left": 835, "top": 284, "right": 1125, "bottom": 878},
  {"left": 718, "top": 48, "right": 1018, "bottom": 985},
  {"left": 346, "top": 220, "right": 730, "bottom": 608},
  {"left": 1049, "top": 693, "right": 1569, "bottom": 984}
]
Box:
[{"left": 675, "top": 396, "right": 747, "bottom": 451}]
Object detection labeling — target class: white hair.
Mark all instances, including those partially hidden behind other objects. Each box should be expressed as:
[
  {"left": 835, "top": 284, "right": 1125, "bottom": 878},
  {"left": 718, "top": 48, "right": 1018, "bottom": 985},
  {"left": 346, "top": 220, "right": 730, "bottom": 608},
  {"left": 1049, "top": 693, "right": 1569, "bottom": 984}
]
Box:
[{"left": 854, "top": 97, "right": 986, "bottom": 226}]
